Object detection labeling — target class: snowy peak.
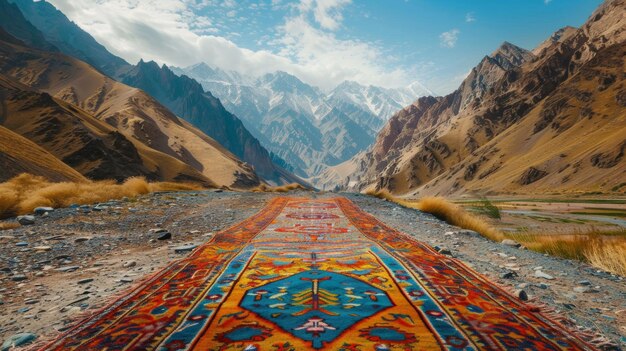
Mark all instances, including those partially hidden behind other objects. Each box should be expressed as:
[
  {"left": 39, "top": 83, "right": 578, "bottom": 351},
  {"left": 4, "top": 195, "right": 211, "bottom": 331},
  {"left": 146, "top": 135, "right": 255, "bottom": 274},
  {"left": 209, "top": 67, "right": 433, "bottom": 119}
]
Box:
[
  {"left": 172, "top": 62, "right": 435, "bottom": 177},
  {"left": 258, "top": 71, "right": 319, "bottom": 97},
  {"left": 329, "top": 79, "right": 434, "bottom": 121}
]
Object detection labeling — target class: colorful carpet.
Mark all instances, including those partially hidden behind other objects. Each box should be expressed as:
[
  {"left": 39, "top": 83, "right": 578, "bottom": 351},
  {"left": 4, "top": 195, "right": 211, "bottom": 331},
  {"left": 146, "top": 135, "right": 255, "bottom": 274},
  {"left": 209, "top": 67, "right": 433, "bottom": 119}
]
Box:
[{"left": 41, "top": 197, "right": 596, "bottom": 351}]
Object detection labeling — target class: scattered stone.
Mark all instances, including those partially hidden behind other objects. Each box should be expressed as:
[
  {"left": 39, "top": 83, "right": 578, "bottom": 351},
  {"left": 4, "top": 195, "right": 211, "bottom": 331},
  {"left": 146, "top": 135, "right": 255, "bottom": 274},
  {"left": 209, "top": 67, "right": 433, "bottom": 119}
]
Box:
[
  {"left": 534, "top": 270, "right": 555, "bottom": 280},
  {"left": 1, "top": 332, "right": 37, "bottom": 351},
  {"left": 174, "top": 244, "right": 198, "bottom": 254},
  {"left": 119, "top": 278, "right": 133, "bottom": 283},
  {"left": 157, "top": 232, "right": 172, "bottom": 240},
  {"left": 33, "top": 246, "right": 51, "bottom": 251},
  {"left": 35, "top": 272, "right": 45, "bottom": 277},
  {"left": 77, "top": 278, "right": 94, "bottom": 285},
  {"left": 24, "top": 298, "right": 39, "bottom": 305},
  {"left": 15, "top": 242, "right": 28, "bottom": 247},
  {"left": 17, "top": 215, "right": 35, "bottom": 225},
  {"left": 500, "top": 271, "right": 518, "bottom": 279},
  {"left": 34, "top": 207, "right": 54, "bottom": 216},
  {"left": 11, "top": 275, "right": 27, "bottom": 282},
  {"left": 123, "top": 261, "right": 137, "bottom": 268},
  {"left": 501, "top": 239, "right": 521, "bottom": 248},
  {"left": 74, "top": 237, "right": 91, "bottom": 243},
  {"left": 514, "top": 289, "right": 529, "bottom": 301},
  {"left": 574, "top": 286, "right": 590, "bottom": 293},
  {"left": 578, "top": 280, "right": 591, "bottom": 286}
]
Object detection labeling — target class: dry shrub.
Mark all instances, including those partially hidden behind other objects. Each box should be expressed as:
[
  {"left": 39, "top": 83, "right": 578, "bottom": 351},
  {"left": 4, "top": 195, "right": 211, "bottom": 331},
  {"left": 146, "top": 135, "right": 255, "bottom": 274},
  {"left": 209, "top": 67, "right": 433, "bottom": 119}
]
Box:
[
  {"left": 0, "top": 173, "right": 204, "bottom": 219},
  {"left": 367, "top": 190, "right": 504, "bottom": 242},
  {"left": 252, "top": 183, "right": 306, "bottom": 193}
]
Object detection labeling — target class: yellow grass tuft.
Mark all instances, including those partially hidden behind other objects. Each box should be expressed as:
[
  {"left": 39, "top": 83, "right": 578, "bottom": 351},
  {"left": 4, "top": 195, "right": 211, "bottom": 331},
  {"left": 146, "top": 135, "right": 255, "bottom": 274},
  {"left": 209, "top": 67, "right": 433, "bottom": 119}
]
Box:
[
  {"left": 508, "top": 229, "right": 626, "bottom": 276},
  {"left": 252, "top": 183, "right": 307, "bottom": 193},
  {"left": 586, "top": 240, "right": 626, "bottom": 276},
  {"left": 0, "top": 173, "right": 204, "bottom": 219},
  {"left": 366, "top": 190, "right": 504, "bottom": 241}
]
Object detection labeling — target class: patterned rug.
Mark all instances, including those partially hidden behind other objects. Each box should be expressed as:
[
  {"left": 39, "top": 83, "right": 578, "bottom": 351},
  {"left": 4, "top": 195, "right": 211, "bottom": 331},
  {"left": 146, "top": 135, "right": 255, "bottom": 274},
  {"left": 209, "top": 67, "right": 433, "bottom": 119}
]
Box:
[{"left": 40, "top": 197, "right": 596, "bottom": 351}]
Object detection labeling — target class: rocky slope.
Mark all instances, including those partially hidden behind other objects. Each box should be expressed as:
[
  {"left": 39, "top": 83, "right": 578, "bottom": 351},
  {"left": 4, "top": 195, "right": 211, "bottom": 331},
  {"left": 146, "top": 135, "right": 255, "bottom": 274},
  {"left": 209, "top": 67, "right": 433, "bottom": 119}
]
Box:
[
  {"left": 7, "top": 0, "right": 304, "bottom": 186},
  {"left": 172, "top": 65, "right": 433, "bottom": 177},
  {"left": 0, "top": 30, "right": 259, "bottom": 187},
  {"left": 321, "top": 0, "right": 626, "bottom": 195}
]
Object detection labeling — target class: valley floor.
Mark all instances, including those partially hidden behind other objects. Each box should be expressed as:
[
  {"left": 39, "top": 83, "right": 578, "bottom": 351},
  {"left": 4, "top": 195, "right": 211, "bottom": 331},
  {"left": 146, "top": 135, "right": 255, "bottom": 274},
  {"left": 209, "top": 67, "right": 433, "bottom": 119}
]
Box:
[{"left": 0, "top": 191, "right": 624, "bottom": 349}]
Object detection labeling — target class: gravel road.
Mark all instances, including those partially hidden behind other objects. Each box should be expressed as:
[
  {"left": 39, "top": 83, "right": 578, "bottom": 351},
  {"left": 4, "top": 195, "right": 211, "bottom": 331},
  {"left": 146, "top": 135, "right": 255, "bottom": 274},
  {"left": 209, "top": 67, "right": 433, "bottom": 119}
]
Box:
[{"left": 0, "top": 190, "right": 623, "bottom": 350}]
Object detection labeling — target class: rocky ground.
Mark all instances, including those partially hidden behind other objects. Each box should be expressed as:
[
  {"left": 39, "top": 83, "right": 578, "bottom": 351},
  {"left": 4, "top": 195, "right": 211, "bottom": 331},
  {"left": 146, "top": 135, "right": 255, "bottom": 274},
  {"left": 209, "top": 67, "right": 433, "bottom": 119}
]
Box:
[{"left": 0, "top": 190, "right": 624, "bottom": 350}]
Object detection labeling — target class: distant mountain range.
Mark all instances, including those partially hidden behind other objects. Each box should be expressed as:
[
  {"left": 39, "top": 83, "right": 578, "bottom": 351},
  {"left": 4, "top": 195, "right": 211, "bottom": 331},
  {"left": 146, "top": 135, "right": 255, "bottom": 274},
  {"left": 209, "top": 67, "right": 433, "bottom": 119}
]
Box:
[
  {"left": 315, "top": 0, "right": 626, "bottom": 195},
  {"left": 171, "top": 64, "right": 433, "bottom": 177},
  {"left": 3, "top": 0, "right": 304, "bottom": 186}
]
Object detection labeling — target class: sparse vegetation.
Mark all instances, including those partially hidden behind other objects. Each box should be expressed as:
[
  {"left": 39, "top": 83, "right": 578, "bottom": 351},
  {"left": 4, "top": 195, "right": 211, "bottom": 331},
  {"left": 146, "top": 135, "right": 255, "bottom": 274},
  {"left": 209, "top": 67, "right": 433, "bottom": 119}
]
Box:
[
  {"left": 467, "top": 197, "right": 501, "bottom": 219},
  {"left": 508, "top": 228, "right": 626, "bottom": 276},
  {"left": 366, "top": 190, "right": 626, "bottom": 276},
  {"left": 0, "top": 173, "right": 204, "bottom": 219},
  {"left": 365, "top": 190, "right": 504, "bottom": 241},
  {"left": 251, "top": 183, "right": 307, "bottom": 193}
]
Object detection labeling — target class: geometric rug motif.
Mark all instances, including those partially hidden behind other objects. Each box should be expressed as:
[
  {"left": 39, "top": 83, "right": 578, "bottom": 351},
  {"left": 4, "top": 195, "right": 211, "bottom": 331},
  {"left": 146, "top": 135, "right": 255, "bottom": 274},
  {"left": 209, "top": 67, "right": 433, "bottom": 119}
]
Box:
[{"left": 39, "top": 197, "right": 597, "bottom": 351}]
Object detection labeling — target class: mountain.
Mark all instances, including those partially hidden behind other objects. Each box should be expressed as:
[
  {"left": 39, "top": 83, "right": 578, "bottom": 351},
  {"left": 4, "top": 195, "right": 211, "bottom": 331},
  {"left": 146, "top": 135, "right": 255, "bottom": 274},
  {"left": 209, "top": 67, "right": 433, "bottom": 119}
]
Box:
[
  {"left": 0, "top": 28, "right": 260, "bottom": 188},
  {"left": 9, "top": 0, "right": 129, "bottom": 78},
  {"left": 119, "top": 62, "right": 301, "bottom": 185},
  {"left": 173, "top": 64, "right": 433, "bottom": 177},
  {"left": 9, "top": 0, "right": 303, "bottom": 186},
  {"left": 320, "top": 0, "right": 626, "bottom": 195},
  {"left": 0, "top": 0, "right": 56, "bottom": 52}
]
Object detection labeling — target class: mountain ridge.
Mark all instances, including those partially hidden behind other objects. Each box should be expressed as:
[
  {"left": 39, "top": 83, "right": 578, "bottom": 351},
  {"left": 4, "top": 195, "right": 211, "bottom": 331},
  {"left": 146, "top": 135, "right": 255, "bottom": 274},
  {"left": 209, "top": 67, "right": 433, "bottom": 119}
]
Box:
[{"left": 317, "top": 0, "right": 626, "bottom": 195}]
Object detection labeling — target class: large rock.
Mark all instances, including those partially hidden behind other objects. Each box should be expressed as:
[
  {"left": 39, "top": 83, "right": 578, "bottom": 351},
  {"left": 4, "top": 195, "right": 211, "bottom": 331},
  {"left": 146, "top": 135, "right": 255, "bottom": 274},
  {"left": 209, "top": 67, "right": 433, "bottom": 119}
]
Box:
[
  {"left": 1, "top": 333, "right": 37, "bottom": 351},
  {"left": 16, "top": 215, "right": 35, "bottom": 225}
]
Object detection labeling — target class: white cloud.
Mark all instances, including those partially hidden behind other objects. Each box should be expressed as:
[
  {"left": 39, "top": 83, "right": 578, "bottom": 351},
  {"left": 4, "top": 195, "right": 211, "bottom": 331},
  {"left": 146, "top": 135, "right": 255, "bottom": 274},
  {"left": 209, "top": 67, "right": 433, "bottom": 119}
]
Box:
[
  {"left": 46, "top": 0, "right": 415, "bottom": 90},
  {"left": 439, "top": 29, "right": 459, "bottom": 48},
  {"left": 544, "top": 0, "right": 553, "bottom": 4},
  {"left": 465, "top": 12, "right": 476, "bottom": 23},
  {"left": 311, "top": 0, "right": 351, "bottom": 31}
]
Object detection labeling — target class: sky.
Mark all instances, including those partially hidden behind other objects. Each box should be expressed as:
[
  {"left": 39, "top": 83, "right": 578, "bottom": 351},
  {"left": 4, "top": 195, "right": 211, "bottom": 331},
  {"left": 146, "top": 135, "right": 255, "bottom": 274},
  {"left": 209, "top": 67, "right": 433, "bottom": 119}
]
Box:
[{"left": 46, "top": 0, "right": 603, "bottom": 94}]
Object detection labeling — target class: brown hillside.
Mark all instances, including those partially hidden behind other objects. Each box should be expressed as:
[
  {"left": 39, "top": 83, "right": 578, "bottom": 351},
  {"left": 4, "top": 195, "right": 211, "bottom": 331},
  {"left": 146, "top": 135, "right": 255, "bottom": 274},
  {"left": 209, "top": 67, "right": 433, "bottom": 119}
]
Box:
[{"left": 0, "top": 33, "right": 260, "bottom": 188}]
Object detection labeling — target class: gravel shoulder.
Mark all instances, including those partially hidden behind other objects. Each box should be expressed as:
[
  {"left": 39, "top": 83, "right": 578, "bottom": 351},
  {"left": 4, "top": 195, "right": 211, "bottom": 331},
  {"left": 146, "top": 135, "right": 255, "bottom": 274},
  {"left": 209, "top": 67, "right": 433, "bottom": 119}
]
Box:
[{"left": 0, "top": 191, "right": 624, "bottom": 350}]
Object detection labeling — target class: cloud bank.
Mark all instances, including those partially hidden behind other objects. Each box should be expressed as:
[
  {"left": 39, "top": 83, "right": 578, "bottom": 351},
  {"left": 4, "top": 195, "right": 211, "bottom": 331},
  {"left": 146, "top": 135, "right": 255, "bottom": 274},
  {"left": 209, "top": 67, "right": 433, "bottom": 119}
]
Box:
[{"left": 47, "top": 0, "right": 415, "bottom": 90}]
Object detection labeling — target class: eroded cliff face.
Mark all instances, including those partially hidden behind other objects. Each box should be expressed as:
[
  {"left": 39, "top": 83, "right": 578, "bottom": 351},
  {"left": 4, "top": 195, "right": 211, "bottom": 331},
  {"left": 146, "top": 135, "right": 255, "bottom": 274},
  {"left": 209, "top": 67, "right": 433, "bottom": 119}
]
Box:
[{"left": 318, "top": 0, "right": 625, "bottom": 195}]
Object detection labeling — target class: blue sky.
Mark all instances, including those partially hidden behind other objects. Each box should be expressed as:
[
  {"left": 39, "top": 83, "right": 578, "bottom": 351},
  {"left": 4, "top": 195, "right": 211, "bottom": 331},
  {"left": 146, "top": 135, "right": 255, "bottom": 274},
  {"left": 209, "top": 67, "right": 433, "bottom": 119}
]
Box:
[{"left": 49, "top": 0, "right": 602, "bottom": 94}]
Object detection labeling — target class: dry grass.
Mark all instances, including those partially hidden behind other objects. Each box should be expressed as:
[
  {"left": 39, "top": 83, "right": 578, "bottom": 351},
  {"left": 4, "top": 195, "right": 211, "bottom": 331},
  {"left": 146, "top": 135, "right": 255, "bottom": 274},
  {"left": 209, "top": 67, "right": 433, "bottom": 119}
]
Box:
[
  {"left": 366, "top": 190, "right": 504, "bottom": 241},
  {"left": 251, "top": 183, "right": 307, "bottom": 193},
  {"left": 0, "top": 173, "right": 204, "bottom": 219},
  {"left": 508, "top": 228, "right": 626, "bottom": 276},
  {"left": 365, "top": 190, "right": 626, "bottom": 276}
]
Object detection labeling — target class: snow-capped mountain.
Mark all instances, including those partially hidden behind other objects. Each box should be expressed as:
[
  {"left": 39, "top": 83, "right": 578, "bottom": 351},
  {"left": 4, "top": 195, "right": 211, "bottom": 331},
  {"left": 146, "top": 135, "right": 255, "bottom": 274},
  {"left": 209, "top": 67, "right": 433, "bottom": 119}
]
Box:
[{"left": 170, "top": 63, "right": 433, "bottom": 177}]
